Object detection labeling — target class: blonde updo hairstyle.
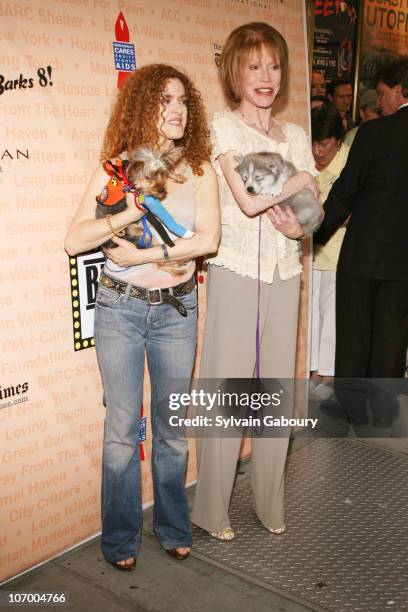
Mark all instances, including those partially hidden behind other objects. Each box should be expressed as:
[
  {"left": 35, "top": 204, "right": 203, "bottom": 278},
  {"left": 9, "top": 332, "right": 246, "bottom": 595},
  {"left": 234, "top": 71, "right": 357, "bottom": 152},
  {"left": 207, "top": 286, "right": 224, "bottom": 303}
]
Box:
[{"left": 218, "top": 22, "right": 289, "bottom": 104}]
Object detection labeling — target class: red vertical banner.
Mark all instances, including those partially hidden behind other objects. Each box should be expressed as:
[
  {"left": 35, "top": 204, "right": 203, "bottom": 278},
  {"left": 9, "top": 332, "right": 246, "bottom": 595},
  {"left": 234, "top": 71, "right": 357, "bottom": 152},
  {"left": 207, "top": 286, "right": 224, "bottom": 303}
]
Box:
[{"left": 115, "top": 12, "right": 132, "bottom": 90}]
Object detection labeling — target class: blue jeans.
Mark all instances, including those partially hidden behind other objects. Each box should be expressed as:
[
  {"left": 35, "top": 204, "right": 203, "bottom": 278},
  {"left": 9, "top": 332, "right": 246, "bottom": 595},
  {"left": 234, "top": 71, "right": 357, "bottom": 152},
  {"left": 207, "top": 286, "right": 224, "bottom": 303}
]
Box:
[{"left": 94, "top": 279, "right": 197, "bottom": 562}]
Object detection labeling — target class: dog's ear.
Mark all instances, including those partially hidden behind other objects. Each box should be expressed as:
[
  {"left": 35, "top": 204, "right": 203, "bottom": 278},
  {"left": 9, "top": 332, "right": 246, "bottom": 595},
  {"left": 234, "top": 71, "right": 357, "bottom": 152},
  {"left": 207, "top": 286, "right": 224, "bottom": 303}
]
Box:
[
  {"left": 129, "top": 147, "right": 168, "bottom": 176},
  {"left": 162, "top": 146, "right": 182, "bottom": 166},
  {"left": 160, "top": 152, "right": 173, "bottom": 170},
  {"left": 160, "top": 150, "right": 186, "bottom": 184},
  {"left": 233, "top": 153, "right": 244, "bottom": 167},
  {"left": 266, "top": 161, "right": 278, "bottom": 173},
  {"left": 129, "top": 147, "right": 152, "bottom": 163},
  {"left": 126, "top": 160, "right": 145, "bottom": 182},
  {"left": 266, "top": 154, "right": 283, "bottom": 173}
]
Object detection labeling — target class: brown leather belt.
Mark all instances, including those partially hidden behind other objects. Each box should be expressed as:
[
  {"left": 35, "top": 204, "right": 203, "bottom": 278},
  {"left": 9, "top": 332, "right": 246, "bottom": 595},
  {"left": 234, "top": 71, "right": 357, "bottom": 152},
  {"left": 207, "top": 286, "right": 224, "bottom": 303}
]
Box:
[{"left": 99, "top": 271, "right": 195, "bottom": 317}]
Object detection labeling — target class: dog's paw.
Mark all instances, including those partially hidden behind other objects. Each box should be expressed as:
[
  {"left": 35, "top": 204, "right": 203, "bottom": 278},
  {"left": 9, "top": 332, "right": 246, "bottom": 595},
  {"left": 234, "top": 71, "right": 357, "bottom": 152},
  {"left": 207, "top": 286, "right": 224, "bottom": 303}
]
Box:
[{"left": 264, "top": 188, "right": 283, "bottom": 197}]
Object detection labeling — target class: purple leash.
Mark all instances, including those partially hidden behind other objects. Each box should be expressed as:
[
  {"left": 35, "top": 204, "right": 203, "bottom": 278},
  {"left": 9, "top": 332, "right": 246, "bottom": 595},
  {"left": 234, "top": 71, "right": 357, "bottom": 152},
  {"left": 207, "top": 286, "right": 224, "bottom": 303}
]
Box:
[
  {"left": 255, "top": 215, "right": 262, "bottom": 379},
  {"left": 253, "top": 215, "right": 264, "bottom": 437}
]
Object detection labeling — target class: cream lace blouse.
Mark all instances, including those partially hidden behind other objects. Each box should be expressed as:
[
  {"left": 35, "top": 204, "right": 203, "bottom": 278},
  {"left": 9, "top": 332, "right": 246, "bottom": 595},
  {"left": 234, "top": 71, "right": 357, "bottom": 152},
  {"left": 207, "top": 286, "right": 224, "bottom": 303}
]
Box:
[{"left": 207, "top": 111, "right": 317, "bottom": 283}]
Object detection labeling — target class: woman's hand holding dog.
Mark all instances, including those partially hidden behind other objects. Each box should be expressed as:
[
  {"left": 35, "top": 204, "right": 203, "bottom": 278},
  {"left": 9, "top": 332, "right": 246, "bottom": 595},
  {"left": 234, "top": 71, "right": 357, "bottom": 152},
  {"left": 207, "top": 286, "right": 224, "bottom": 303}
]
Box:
[
  {"left": 266, "top": 205, "right": 304, "bottom": 239},
  {"left": 265, "top": 172, "right": 320, "bottom": 239},
  {"left": 104, "top": 236, "right": 146, "bottom": 267}
]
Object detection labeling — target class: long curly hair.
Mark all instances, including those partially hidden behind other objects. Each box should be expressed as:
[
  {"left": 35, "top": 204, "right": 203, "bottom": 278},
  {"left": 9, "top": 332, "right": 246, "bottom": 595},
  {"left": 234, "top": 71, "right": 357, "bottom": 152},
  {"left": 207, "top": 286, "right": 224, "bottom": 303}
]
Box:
[{"left": 101, "top": 64, "right": 211, "bottom": 175}]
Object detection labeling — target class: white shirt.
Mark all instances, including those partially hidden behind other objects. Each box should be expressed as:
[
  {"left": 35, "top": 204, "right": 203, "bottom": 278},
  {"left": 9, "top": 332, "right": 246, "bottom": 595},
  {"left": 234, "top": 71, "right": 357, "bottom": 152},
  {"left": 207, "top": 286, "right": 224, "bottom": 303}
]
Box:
[{"left": 207, "top": 111, "right": 317, "bottom": 283}]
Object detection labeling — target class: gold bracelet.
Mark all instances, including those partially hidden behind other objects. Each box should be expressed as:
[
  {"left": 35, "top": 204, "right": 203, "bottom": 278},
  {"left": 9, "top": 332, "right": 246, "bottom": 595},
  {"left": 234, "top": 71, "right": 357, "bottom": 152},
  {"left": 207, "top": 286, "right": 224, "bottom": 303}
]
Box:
[{"left": 106, "top": 214, "right": 117, "bottom": 236}]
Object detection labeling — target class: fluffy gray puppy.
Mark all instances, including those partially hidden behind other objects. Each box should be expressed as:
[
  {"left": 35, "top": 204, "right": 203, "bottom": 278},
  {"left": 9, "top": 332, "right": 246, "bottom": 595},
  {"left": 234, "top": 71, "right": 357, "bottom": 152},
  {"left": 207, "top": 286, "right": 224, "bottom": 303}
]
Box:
[{"left": 234, "top": 152, "right": 322, "bottom": 236}]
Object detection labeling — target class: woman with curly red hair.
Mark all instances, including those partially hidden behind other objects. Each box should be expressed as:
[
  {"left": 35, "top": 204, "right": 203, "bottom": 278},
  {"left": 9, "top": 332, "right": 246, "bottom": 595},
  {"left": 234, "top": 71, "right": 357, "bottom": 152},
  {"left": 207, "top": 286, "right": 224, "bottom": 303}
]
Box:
[{"left": 65, "top": 64, "right": 220, "bottom": 570}]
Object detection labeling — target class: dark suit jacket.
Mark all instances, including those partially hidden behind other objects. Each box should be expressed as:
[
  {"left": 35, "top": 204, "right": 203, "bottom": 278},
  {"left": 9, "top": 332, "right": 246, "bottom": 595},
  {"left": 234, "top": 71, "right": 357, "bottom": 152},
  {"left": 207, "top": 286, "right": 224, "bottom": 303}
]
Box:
[{"left": 314, "top": 105, "right": 408, "bottom": 281}]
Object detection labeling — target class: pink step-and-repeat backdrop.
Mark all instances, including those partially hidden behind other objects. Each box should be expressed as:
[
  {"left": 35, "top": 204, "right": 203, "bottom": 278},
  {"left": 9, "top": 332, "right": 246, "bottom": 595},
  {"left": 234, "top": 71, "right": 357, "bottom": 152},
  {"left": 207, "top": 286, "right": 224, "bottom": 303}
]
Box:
[{"left": 0, "top": 0, "right": 310, "bottom": 582}]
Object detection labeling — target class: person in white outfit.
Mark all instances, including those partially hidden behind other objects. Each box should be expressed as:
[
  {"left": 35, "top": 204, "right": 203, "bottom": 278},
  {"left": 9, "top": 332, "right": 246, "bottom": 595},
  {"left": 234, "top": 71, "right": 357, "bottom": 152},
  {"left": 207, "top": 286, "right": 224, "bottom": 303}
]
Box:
[
  {"left": 191, "top": 22, "right": 319, "bottom": 540},
  {"left": 310, "top": 104, "right": 350, "bottom": 398}
]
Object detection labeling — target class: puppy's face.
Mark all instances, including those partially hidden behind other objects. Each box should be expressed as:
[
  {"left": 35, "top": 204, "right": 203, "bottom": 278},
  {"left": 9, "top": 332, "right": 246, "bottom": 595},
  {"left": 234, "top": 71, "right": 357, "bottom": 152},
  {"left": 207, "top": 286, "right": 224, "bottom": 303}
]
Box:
[
  {"left": 127, "top": 148, "right": 170, "bottom": 200},
  {"left": 132, "top": 174, "right": 168, "bottom": 201},
  {"left": 234, "top": 153, "right": 283, "bottom": 196}
]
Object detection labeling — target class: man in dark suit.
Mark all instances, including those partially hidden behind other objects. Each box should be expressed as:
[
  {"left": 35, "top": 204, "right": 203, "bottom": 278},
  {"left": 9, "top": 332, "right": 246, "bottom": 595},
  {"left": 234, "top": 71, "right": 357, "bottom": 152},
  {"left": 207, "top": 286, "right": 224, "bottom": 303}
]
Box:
[{"left": 314, "top": 57, "right": 408, "bottom": 379}]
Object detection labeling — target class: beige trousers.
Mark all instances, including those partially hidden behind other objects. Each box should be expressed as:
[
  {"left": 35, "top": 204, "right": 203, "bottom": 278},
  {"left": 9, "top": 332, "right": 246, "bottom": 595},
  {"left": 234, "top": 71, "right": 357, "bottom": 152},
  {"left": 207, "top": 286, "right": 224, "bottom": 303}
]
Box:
[{"left": 191, "top": 265, "right": 300, "bottom": 531}]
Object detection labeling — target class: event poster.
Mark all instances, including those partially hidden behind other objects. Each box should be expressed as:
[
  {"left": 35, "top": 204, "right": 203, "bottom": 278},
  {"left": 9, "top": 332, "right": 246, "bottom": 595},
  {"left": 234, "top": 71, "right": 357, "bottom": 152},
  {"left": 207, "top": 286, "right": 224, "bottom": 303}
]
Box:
[
  {"left": 313, "top": 0, "right": 358, "bottom": 83},
  {"left": 360, "top": 0, "right": 408, "bottom": 88}
]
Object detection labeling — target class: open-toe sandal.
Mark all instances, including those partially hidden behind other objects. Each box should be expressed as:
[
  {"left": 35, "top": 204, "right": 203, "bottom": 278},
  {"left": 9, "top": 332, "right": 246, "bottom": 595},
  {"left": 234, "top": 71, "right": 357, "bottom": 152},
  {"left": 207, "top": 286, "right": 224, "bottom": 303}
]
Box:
[
  {"left": 109, "top": 558, "right": 137, "bottom": 572},
  {"left": 166, "top": 548, "right": 190, "bottom": 561},
  {"left": 209, "top": 527, "right": 235, "bottom": 541}
]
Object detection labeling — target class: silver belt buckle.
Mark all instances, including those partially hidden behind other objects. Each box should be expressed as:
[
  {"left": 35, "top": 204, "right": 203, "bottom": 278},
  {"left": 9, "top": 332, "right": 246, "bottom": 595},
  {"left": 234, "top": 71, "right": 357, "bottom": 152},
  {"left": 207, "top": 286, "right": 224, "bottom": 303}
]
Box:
[{"left": 147, "top": 288, "right": 163, "bottom": 305}]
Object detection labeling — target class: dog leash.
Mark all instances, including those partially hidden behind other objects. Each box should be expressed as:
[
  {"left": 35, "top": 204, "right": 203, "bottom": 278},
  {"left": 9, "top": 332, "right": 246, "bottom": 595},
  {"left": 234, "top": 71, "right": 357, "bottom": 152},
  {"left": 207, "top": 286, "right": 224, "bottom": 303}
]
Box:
[
  {"left": 255, "top": 215, "right": 262, "bottom": 379},
  {"left": 252, "top": 214, "right": 264, "bottom": 437}
]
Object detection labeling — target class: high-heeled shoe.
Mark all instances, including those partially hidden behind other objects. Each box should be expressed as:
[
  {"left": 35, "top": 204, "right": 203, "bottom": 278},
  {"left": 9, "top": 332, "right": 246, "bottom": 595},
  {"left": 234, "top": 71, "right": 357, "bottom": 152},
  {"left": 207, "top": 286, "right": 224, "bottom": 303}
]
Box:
[
  {"left": 108, "top": 558, "right": 137, "bottom": 572},
  {"left": 165, "top": 548, "right": 191, "bottom": 560}
]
